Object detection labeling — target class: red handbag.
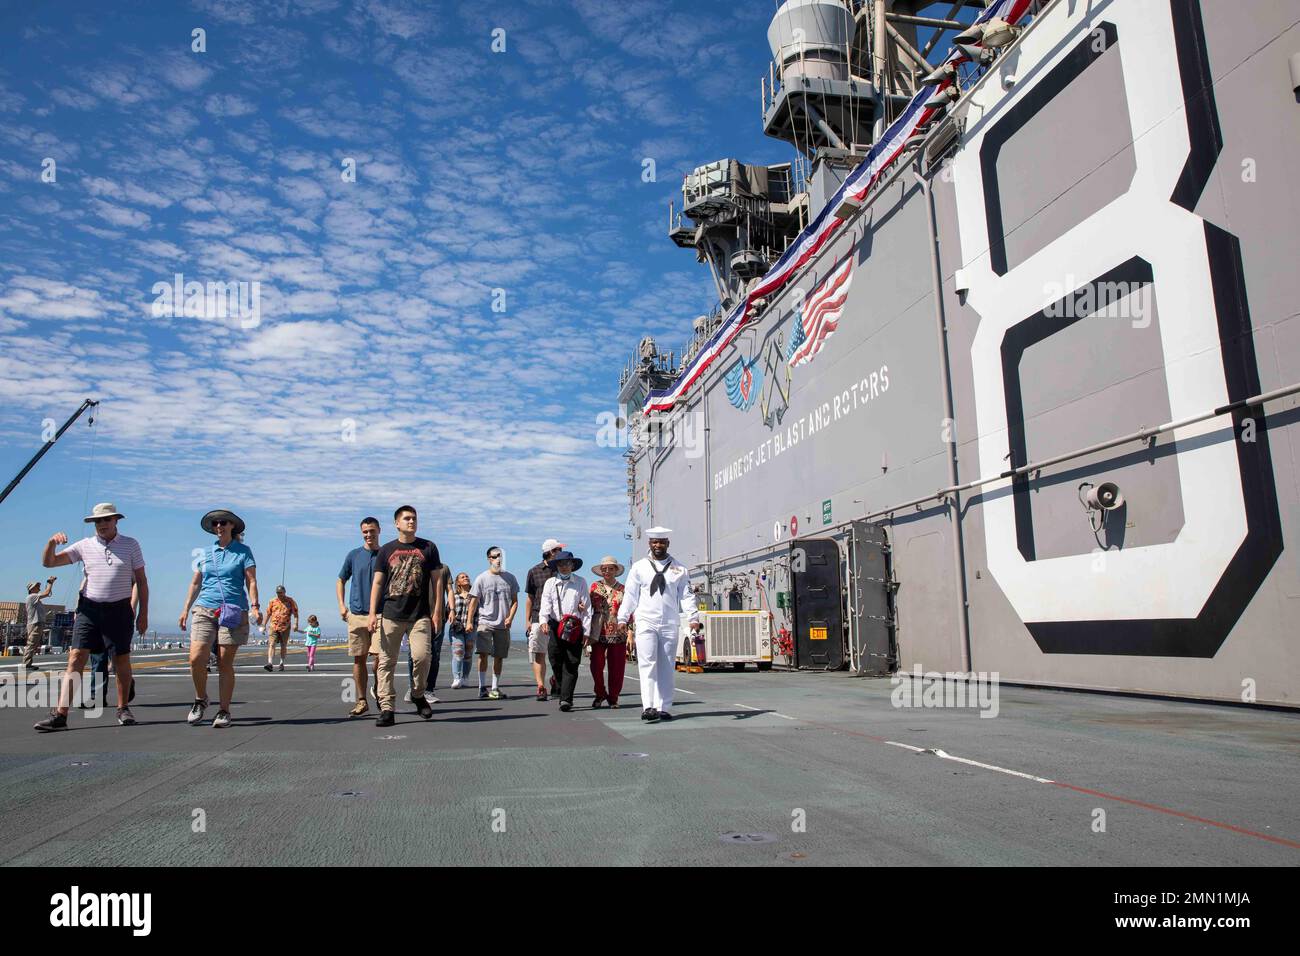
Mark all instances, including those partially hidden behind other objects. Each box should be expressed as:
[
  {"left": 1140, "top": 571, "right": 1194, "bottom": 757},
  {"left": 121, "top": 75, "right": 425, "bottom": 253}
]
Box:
[{"left": 555, "top": 613, "right": 584, "bottom": 643}]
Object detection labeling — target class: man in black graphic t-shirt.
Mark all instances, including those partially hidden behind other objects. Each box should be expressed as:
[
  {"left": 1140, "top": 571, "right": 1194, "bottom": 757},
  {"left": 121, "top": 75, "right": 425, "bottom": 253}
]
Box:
[{"left": 368, "top": 505, "right": 442, "bottom": 726}]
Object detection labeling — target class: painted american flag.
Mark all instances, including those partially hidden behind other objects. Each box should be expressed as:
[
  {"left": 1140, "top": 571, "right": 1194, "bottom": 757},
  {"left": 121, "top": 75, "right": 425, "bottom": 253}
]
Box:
[{"left": 788, "top": 257, "right": 854, "bottom": 368}]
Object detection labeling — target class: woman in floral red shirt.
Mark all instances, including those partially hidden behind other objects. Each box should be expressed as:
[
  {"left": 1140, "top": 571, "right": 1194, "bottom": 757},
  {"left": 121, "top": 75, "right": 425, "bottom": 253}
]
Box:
[{"left": 588, "top": 556, "right": 633, "bottom": 708}]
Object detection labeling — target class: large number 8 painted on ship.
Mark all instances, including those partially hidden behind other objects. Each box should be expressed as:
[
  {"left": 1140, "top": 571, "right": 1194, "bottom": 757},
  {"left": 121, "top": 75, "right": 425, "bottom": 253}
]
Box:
[{"left": 950, "top": 0, "right": 1281, "bottom": 657}]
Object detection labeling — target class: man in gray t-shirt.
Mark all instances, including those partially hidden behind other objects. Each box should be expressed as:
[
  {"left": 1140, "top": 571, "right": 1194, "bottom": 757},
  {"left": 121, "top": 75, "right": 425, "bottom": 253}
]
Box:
[
  {"left": 467, "top": 547, "right": 519, "bottom": 700},
  {"left": 23, "top": 577, "right": 56, "bottom": 669}
]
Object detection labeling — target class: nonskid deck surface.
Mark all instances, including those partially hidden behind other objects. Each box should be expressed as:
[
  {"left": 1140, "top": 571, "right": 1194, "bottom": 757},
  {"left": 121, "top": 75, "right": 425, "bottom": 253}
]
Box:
[{"left": 0, "top": 644, "right": 1296, "bottom": 866}]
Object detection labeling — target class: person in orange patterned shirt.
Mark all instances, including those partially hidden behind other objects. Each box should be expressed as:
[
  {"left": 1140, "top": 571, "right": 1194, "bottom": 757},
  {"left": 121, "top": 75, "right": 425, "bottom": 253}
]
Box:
[{"left": 263, "top": 585, "right": 300, "bottom": 672}]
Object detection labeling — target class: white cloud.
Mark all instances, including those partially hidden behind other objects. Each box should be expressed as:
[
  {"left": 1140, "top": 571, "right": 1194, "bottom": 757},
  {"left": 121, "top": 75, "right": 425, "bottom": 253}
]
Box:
[{"left": 204, "top": 93, "right": 258, "bottom": 117}]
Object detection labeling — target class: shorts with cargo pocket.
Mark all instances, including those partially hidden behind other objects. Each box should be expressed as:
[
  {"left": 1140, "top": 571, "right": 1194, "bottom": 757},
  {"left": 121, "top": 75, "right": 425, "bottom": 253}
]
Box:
[
  {"left": 346, "top": 612, "right": 380, "bottom": 656},
  {"left": 474, "top": 626, "right": 510, "bottom": 658}
]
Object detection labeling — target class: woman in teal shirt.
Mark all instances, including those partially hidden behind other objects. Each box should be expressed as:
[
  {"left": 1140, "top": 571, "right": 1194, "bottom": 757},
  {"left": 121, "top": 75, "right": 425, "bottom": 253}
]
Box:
[{"left": 179, "top": 511, "right": 261, "bottom": 728}]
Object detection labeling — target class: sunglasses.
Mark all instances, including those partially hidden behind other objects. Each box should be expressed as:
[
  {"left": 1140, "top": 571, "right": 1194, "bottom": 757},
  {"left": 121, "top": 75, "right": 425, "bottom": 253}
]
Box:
[{"left": 212, "top": 519, "right": 231, "bottom": 527}]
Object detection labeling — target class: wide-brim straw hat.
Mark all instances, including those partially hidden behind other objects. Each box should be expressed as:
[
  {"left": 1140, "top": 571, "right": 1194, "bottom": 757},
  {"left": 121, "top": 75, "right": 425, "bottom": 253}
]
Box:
[
  {"left": 591, "top": 555, "right": 625, "bottom": 576},
  {"left": 201, "top": 509, "right": 246, "bottom": 536}
]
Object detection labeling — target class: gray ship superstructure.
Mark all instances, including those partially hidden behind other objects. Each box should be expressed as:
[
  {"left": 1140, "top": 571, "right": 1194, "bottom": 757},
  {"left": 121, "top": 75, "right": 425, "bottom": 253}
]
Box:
[{"left": 619, "top": 0, "right": 1300, "bottom": 706}]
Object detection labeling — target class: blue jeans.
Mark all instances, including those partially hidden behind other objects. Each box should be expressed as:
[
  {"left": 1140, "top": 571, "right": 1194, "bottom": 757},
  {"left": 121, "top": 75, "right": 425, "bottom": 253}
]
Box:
[
  {"left": 449, "top": 627, "right": 473, "bottom": 683},
  {"left": 409, "top": 623, "right": 445, "bottom": 691},
  {"left": 86, "top": 651, "right": 110, "bottom": 700}
]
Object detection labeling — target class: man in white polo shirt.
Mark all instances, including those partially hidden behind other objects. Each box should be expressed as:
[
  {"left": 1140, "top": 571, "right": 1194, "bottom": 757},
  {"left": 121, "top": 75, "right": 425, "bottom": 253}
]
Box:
[{"left": 34, "top": 502, "right": 149, "bottom": 732}]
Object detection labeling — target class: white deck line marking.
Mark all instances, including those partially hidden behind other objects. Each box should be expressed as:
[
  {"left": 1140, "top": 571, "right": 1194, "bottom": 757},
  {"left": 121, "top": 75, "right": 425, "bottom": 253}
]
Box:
[
  {"left": 735, "top": 702, "right": 797, "bottom": 720},
  {"left": 884, "top": 740, "right": 1054, "bottom": 783},
  {"left": 885, "top": 740, "right": 927, "bottom": 753}
]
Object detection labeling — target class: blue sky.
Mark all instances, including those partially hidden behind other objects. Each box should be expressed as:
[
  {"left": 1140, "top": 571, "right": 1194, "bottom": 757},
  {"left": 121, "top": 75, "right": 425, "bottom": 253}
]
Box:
[{"left": 0, "top": 0, "right": 807, "bottom": 635}]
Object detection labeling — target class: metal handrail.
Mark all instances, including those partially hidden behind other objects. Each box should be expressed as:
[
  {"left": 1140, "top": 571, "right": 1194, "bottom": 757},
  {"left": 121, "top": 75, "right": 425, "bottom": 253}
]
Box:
[{"left": 698, "top": 380, "right": 1300, "bottom": 572}]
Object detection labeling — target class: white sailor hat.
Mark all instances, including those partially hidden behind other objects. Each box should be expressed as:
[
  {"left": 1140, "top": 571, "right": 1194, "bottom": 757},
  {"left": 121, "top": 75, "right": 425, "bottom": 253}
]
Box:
[{"left": 645, "top": 526, "right": 673, "bottom": 538}]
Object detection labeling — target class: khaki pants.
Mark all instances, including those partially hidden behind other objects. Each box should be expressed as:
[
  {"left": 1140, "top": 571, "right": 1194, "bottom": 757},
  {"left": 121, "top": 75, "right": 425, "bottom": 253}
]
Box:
[
  {"left": 377, "top": 616, "right": 432, "bottom": 711},
  {"left": 22, "top": 627, "right": 43, "bottom": 667}
]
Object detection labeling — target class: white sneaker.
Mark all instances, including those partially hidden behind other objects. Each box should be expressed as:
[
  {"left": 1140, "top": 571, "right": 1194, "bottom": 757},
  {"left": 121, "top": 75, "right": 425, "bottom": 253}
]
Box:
[
  {"left": 450, "top": 679, "right": 463, "bottom": 690},
  {"left": 424, "top": 692, "right": 439, "bottom": 704}
]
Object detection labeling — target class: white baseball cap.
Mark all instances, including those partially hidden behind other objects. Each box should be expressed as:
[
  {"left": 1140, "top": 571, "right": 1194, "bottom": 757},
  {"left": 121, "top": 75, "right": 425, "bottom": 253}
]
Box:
[{"left": 542, "top": 538, "right": 565, "bottom": 552}]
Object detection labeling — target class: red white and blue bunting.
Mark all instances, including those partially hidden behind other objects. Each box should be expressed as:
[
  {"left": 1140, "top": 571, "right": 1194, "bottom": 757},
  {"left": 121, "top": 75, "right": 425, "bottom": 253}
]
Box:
[{"left": 644, "top": 0, "right": 1034, "bottom": 414}]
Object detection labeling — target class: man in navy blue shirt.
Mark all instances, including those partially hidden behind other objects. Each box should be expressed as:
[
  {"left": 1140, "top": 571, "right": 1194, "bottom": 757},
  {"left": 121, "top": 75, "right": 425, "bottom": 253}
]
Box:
[{"left": 337, "top": 516, "right": 383, "bottom": 717}]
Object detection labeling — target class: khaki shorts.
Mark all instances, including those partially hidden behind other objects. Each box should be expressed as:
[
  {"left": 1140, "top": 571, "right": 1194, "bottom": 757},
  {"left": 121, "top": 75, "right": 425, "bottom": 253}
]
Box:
[
  {"left": 346, "top": 612, "right": 380, "bottom": 656},
  {"left": 475, "top": 626, "right": 510, "bottom": 658},
  {"left": 191, "top": 605, "right": 251, "bottom": 647},
  {"left": 527, "top": 621, "right": 549, "bottom": 655}
]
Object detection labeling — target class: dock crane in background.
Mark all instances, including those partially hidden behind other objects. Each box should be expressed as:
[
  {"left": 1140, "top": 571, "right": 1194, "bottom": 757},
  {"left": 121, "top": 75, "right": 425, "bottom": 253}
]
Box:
[{"left": 0, "top": 399, "right": 99, "bottom": 507}]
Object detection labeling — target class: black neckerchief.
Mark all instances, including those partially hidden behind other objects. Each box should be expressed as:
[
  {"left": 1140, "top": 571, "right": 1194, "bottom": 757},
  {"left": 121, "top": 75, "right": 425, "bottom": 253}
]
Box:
[{"left": 648, "top": 557, "right": 670, "bottom": 596}]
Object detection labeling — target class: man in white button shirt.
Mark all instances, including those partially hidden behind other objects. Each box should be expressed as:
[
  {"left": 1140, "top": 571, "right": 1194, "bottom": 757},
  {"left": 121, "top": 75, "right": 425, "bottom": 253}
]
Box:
[
  {"left": 539, "top": 550, "right": 591, "bottom": 712},
  {"left": 616, "top": 528, "right": 700, "bottom": 723}
]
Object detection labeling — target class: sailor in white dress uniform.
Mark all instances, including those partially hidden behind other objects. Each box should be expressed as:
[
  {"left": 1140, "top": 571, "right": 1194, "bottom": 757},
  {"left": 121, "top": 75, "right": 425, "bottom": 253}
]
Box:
[{"left": 615, "top": 528, "right": 700, "bottom": 722}]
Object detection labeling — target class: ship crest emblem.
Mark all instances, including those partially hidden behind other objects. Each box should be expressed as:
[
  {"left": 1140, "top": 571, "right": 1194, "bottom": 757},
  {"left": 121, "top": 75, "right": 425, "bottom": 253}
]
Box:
[{"left": 724, "top": 355, "right": 763, "bottom": 411}]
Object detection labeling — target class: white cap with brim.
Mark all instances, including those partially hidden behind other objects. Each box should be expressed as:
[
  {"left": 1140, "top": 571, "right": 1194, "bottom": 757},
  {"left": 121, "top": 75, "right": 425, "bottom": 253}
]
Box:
[
  {"left": 645, "top": 527, "right": 673, "bottom": 538},
  {"left": 542, "top": 538, "right": 565, "bottom": 552}
]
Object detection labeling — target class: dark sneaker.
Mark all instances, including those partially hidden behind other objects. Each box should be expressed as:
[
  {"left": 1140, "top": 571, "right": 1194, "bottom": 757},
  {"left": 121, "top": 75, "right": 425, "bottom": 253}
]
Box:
[
  {"left": 657, "top": 711, "right": 673, "bottom": 722},
  {"left": 187, "top": 699, "right": 207, "bottom": 725},
  {"left": 116, "top": 707, "right": 136, "bottom": 726},
  {"left": 414, "top": 697, "right": 433, "bottom": 719},
  {"left": 536, "top": 688, "right": 547, "bottom": 701},
  {"left": 263, "top": 664, "right": 272, "bottom": 672},
  {"left": 478, "top": 687, "right": 489, "bottom": 700},
  {"left": 278, "top": 663, "right": 285, "bottom": 672},
  {"left": 641, "top": 708, "right": 659, "bottom": 722},
  {"left": 34, "top": 711, "right": 68, "bottom": 733},
  {"left": 212, "top": 710, "right": 231, "bottom": 729},
  {"left": 591, "top": 698, "right": 605, "bottom": 709},
  {"left": 559, "top": 701, "right": 572, "bottom": 712},
  {"left": 376, "top": 710, "right": 395, "bottom": 727}
]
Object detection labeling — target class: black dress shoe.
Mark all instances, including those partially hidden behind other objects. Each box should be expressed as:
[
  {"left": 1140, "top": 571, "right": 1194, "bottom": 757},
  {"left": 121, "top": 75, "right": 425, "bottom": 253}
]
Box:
[
  {"left": 414, "top": 698, "right": 433, "bottom": 719},
  {"left": 641, "top": 708, "right": 659, "bottom": 722},
  {"left": 376, "top": 710, "right": 395, "bottom": 727},
  {"left": 657, "top": 711, "right": 673, "bottom": 722},
  {"left": 559, "top": 701, "right": 572, "bottom": 712},
  {"left": 591, "top": 698, "right": 605, "bottom": 709}
]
